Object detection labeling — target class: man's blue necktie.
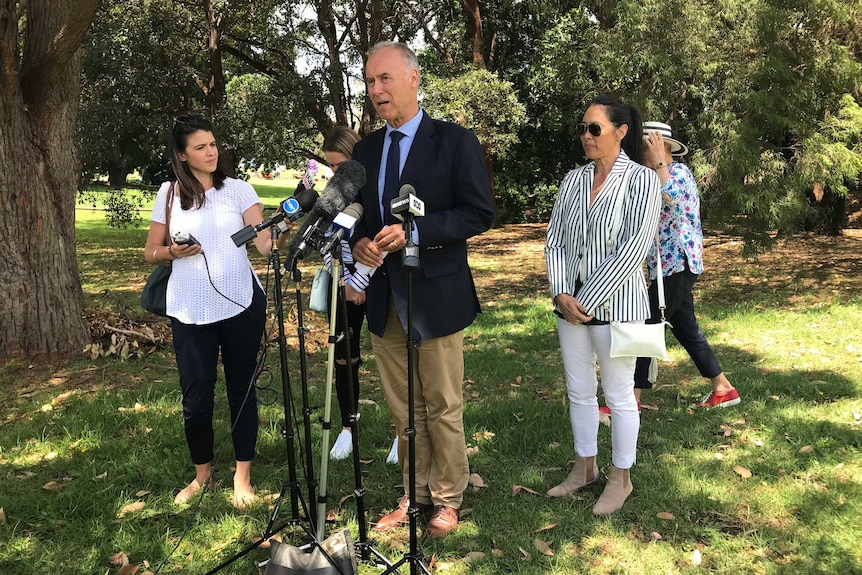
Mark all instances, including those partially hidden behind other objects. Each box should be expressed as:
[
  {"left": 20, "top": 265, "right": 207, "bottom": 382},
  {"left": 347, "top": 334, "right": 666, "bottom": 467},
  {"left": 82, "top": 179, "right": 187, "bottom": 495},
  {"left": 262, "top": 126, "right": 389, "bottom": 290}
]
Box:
[{"left": 382, "top": 130, "right": 405, "bottom": 224}]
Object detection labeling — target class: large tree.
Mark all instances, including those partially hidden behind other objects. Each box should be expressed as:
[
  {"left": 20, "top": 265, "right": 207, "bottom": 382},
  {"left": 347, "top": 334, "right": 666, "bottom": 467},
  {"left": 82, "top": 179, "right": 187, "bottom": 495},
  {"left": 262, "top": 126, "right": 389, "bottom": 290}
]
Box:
[{"left": 1, "top": 0, "right": 101, "bottom": 359}]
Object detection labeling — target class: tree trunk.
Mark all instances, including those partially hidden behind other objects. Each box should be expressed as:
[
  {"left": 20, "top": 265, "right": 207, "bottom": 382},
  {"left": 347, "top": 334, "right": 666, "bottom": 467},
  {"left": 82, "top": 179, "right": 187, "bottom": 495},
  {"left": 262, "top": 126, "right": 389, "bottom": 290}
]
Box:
[
  {"left": 204, "top": 0, "right": 226, "bottom": 117},
  {"left": 108, "top": 160, "right": 129, "bottom": 189},
  {"left": 0, "top": 0, "right": 101, "bottom": 360},
  {"left": 460, "top": 0, "right": 486, "bottom": 69}
]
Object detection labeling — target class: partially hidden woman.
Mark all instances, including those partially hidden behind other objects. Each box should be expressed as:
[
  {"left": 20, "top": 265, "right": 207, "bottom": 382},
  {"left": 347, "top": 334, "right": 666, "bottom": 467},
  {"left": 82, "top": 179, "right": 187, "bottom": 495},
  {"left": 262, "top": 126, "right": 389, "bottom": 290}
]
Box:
[
  {"left": 544, "top": 94, "right": 661, "bottom": 515},
  {"left": 144, "top": 113, "right": 272, "bottom": 509},
  {"left": 321, "top": 126, "right": 369, "bottom": 461}
]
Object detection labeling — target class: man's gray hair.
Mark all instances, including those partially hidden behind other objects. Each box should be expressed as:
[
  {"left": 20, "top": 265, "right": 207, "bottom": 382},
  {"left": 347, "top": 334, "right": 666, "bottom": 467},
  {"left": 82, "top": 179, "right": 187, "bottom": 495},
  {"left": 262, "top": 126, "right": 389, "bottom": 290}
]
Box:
[{"left": 368, "top": 41, "right": 420, "bottom": 73}]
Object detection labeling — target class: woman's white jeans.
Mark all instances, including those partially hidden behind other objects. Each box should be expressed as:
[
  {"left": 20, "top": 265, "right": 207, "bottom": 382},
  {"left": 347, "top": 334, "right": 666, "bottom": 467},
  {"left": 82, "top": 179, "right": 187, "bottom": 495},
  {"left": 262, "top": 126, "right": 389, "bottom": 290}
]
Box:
[{"left": 557, "top": 318, "right": 639, "bottom": 469}]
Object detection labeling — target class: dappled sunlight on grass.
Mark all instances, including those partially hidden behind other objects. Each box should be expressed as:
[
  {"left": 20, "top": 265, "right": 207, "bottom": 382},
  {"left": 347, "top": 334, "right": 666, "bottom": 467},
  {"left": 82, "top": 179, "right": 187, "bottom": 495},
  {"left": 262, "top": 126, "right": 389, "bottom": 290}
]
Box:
[{"left": 2, "top": 223, "right": 862, "bottom": 574}]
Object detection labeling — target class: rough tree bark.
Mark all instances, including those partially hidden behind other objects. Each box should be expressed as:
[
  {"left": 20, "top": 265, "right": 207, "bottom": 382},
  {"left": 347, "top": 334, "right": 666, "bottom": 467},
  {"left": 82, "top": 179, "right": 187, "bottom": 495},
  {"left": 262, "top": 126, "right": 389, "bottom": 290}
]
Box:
[
  {"left": 459, "top": 0, "right": 486, "bottom": 69},
  {"left": 0, "top": 0, "right": 102, "bottom": 359}
]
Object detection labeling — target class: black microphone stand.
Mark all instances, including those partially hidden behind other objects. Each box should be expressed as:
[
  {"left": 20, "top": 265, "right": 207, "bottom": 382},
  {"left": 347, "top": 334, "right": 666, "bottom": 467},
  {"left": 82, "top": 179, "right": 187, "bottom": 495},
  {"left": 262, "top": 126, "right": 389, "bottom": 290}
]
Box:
[
  {"left": 205, "top": 225, "right": 341, "bottom": 574},
  {"left": 381, "top": 212, "right": 431, "bottom": 575},
  {"left": 321, "top": 243, "right": 395, "bottom": 571}
]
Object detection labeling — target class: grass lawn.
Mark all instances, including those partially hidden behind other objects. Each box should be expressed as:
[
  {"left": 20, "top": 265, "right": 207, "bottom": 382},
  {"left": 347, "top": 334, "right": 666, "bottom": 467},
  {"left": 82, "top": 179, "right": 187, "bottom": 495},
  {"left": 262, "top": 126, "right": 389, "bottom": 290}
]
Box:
[{"left": 1, "top": 195, "right": 861, "bottom": 574}]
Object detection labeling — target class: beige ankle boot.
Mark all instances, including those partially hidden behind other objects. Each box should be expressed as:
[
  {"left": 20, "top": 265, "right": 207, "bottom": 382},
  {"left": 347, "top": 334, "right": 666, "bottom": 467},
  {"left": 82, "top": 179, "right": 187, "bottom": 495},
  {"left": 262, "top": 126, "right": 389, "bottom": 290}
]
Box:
[
  {"left": 547, "top": 456, "right": 599, "bottom": 497},
  {"left": 592, "top": 465, "right": 633, "bottom": 515}
]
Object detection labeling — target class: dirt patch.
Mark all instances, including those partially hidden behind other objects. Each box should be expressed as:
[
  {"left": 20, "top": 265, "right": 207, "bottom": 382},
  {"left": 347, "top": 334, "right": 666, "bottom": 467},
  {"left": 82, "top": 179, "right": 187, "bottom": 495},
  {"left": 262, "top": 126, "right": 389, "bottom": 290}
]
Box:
[{"left": 468, "top": 225, "right": 862, "bottom": 307}]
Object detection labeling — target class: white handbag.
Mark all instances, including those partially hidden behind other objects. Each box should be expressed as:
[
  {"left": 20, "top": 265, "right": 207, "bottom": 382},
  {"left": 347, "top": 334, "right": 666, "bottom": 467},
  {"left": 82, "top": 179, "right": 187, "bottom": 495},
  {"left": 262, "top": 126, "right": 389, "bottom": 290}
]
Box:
[{"left": 309, "top": 266, "right": 331, "bottom": 313}]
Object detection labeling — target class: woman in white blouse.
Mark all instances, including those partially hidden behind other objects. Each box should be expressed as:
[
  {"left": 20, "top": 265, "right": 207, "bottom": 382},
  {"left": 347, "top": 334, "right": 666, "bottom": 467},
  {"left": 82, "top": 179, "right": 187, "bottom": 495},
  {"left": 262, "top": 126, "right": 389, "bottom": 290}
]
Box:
[
  {"left": 545, "top": 95, "right": 661, "bottom": 515},
  {"left": 144, "top": 113, "right": 272, "bottom": 509}
]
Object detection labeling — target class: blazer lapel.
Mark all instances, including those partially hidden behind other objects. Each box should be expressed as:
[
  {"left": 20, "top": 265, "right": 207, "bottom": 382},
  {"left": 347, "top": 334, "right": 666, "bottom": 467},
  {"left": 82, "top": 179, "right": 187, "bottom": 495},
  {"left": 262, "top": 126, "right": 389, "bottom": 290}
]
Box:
[
  {"left": 399, "top": 112, "right": 436, "bottom": 189},
  {"left": 363, "top": 128, "right": 386, "bottom": 231}
]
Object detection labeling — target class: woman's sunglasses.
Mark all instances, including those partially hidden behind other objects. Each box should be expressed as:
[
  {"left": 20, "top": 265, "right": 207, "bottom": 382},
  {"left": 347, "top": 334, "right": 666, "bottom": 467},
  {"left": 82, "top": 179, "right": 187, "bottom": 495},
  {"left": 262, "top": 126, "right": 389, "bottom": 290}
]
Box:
[{"left": 576, "top": 122, "right": 605, "bottom": 137}]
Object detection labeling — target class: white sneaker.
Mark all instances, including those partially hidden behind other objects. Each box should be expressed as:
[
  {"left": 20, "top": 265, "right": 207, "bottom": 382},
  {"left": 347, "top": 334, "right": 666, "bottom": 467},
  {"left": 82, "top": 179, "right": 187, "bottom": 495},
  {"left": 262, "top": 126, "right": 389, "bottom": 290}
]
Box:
[
  {"left": 386, "top": 436, "right": 399, "bottom": 464},
  {"left": 329, "top": 429, "right": 353, "bottom": 460}
]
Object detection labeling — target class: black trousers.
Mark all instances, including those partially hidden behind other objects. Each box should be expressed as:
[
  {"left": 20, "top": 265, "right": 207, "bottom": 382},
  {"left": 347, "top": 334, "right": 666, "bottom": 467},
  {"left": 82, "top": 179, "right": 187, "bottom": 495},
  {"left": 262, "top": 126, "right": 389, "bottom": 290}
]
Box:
[
  {"left": 330, "top": 280, "right": 366, "bottom": 428},
  {"left": 171, "top": 282, "right": 266, "bottom": 463},
  {"left": 634, "top": 264, "right": 722, "bottom": 389}
]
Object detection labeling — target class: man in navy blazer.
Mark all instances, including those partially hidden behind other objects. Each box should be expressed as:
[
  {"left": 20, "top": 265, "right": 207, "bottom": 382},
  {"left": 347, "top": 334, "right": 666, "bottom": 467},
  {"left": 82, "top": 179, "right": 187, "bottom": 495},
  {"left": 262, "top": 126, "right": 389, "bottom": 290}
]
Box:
[{"left": 350, "top": 41, "right": 494, "bottom": 538}]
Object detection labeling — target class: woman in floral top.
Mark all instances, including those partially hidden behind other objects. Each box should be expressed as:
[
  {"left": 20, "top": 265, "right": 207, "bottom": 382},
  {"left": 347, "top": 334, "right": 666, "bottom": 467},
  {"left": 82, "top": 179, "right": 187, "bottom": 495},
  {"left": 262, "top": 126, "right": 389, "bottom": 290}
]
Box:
[{"left": 601, "top": 122, "right": 740, "bottom": 412}]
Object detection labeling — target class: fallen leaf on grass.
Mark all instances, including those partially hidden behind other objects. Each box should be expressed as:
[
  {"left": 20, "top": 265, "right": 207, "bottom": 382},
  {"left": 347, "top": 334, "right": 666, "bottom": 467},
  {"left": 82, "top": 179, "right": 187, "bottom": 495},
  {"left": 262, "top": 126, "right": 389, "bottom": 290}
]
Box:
[
  {"left": 0, "top": 508, "right": 5, "bottom": 524},
  {"left": 117, "top": 501, "right": 146, "bottom": 519},
  {"left": 656, "top": 512, "right": 675, "bottom": 520},
  {"left": 651, "top": 531, "right": 662, "bottom": 540},
  {"left": 535, "top": 523, "right": 557, "bottom": 532},
  {"left": 691, "top": 549, "right": 702, "bottom": 565},
  {"left": 640, "top": 403, "right": 659, "bottom": 411},
  {"left": 135, "top": 490, "right": 150, "bottom": 497},
  {"left": 518, "top": 546, "right": 531, "bottom": 560},
  {"left": 463, "top": 551, "right": 485, "bottom": 564},
  {"left": 468, "top": 473, "right": 487, "bottom": 489},
  {"left": 798, "top": 445, "right": 814, "bottom": 454},
  {"left": 254, "top": 534, "right": 282, "bottom": 549},
  {"left": 512, "top": 485, "right": 540, "bottom": 496},
  {"left": 358, "top": 399, "right": 379, "bottom": 409},
  {"left": 118, "top": 403, "right": 146, "bottom": 413},
  {"left": 42, "top": 480, "right": 62, "bottom": 491},
  {"left": 472, "top": 431, "right": 495, "bottom": 443},
  {"left": 118, "top": 565, "right": 140, "bottom": 575},
  {"left": 465, "top": 446, "right": 479, "bottom": 457},
  {"left": 110, "top": 552, "right": 129, "bottom": 566},
  {"left": 534, "top": 539, "right": 554, "bottom": 556},
  {"left": 491, "top": 549, "right": 504, "bottom": 558},
  {"left": 94, "top": 471, "right": 108, "bottom": 480},
  {"left": 360, "top": 459, "right": 374, "bottom": 465},
  {"left": 733, "top": 465, "right": 752, "bottom": 478}
]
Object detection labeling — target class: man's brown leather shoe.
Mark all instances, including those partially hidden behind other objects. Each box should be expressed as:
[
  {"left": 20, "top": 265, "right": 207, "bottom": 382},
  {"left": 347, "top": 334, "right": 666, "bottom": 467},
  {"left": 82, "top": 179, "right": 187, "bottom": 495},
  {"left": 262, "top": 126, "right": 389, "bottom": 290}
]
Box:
[
  {"left": 374, "top": 496, "right": 432, "bottom": 531},
  {"left": 426, "top": 505, "right": 459, "bottom": 538}
]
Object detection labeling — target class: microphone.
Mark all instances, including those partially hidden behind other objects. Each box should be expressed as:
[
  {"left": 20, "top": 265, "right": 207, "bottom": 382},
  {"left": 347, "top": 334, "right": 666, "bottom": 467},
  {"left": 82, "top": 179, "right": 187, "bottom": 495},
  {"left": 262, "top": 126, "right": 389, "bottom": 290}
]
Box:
[
  {"left": 319, "top": 203, "right": 364, "bottom": 255},
  {"left": 230, "top": 181, "right": 319, "bottom": 247},
  {"left": 390, "top": 184, "right": 425, "bottom": 221},
  {"left": 390, "top": 184, "right": 424, "bottom": 271},
  {"left": 287, "top": 159, "right": 367, "bottom": 260}
]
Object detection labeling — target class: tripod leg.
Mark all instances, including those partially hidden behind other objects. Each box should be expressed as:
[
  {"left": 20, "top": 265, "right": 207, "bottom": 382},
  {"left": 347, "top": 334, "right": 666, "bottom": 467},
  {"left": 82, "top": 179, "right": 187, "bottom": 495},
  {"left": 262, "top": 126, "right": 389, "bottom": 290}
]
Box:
[{"left": 316, "top": 258, "right": 343, "bottom": 541}]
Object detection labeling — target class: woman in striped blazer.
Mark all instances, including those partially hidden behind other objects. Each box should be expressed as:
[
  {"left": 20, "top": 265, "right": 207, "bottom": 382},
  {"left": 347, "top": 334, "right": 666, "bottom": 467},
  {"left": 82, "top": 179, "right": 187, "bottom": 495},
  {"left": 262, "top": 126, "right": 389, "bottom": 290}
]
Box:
[{"left": 544, "top": 94, "right": 661, "bottom": 515}]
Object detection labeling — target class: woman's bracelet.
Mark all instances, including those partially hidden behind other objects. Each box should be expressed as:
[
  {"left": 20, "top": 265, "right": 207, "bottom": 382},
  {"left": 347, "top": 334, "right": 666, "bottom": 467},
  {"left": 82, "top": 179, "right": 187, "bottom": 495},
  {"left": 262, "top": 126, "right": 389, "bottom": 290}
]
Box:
[
  {"left": 167, "top": 245, "right": 178, "bottom": 260},
  {"left": 654, "top": 162, "right": 667, "bottom": 170},
  {"left": 152, "top": 247, "right": 159, "bottom": 262}
]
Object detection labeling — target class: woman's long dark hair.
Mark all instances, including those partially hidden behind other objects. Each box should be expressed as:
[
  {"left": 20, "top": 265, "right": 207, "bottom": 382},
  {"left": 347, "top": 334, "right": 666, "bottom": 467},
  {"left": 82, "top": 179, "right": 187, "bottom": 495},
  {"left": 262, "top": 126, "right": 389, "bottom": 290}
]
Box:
[
  {"left": 589, "top": 94, "right": 645, "bottom": 165},
  {"left": 168, "top": 113, "right": 229, "bottom": 210}
]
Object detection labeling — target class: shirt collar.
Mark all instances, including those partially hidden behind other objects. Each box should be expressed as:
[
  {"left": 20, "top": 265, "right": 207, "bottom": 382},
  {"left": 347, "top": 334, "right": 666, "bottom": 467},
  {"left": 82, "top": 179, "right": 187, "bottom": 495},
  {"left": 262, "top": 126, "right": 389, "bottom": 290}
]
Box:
[{"left": 386, "top": 108, "right": 423, "bottom": 142}]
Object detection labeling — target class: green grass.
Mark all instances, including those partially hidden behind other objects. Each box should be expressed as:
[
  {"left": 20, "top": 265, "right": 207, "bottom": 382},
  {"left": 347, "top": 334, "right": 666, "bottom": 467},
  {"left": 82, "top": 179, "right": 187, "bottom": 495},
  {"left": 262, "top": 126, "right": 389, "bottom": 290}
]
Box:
[{"left": 1, "top": 216, "right": 861, "bottom": 574}]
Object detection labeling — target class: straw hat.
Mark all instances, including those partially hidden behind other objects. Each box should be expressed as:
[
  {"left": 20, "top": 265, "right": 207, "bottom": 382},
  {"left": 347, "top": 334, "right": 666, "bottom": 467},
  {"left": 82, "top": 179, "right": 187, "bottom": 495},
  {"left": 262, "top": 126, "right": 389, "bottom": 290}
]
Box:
[{"left": 643, "top": 121, "right": 689, "bottom": 157}]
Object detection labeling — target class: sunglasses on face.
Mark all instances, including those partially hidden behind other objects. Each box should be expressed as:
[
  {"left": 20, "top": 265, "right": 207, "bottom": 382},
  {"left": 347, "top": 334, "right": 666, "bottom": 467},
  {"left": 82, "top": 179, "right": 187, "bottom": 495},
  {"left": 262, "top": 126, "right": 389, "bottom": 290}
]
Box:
[{"left": 576, "top": 122, "right": 606, "bottom": 137}]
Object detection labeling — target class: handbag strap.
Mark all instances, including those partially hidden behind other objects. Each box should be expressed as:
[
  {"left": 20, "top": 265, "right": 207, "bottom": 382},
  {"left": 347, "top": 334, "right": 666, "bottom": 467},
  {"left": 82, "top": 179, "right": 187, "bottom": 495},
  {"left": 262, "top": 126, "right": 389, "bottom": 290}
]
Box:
[
  {"left": 654, "top": 233, "right": 666, "bottom": 322},
  {"left": 593, "top": 165, "right": 668, "bottom": 323},
  {"left": 162, "top": 182, "right": 175, "bottom": 266}
]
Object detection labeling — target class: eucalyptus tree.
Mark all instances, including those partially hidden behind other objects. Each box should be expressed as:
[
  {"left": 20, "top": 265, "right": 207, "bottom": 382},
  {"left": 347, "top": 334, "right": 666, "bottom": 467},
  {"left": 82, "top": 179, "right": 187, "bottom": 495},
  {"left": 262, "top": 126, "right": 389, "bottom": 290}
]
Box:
[{"left": 1, "top": 0, "right": 102, "bottom": 359}]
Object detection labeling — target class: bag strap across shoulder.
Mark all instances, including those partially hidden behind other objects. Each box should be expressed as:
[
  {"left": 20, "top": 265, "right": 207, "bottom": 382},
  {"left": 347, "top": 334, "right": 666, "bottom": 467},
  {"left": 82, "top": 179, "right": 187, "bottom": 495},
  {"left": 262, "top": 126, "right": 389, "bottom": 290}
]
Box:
[
  {"left": 604, "top": 166, "right": 668, "bottom": 323},
  {"left": 161, "top": 182, "right": 176, "bottom": 267}
]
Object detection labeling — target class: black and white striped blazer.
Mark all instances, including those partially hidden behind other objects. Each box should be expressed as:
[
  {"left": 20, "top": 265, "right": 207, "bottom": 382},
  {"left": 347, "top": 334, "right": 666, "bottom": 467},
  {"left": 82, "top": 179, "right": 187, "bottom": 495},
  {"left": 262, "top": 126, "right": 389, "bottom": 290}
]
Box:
[{"left": 545, "top": 151, "right": 661, "bottom": 322}]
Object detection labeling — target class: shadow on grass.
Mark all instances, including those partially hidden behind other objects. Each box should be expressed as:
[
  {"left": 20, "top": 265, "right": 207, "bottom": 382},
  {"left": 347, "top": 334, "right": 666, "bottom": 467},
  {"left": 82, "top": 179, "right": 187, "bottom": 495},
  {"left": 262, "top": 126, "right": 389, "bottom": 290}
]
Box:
[{"left": 448, "top": 309, "right": 862, "bottom": 574}]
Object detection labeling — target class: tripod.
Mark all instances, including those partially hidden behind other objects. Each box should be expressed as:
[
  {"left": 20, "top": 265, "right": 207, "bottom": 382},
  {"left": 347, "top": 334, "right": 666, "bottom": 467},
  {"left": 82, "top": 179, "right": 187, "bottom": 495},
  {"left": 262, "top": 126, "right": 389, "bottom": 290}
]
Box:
[
  {"left": 205, "top": 226, "right": 342, "bottom": 574},
  {"left": 379, "top": 212, "right": 431, "bottom": 575}
]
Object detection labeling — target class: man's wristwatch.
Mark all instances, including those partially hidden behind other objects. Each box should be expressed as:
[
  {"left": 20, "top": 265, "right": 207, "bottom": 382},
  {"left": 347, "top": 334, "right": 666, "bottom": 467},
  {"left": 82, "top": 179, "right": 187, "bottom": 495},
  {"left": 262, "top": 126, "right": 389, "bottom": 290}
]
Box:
[{"left": 654, "top": 162, "right": 666, "bottom": 170}]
